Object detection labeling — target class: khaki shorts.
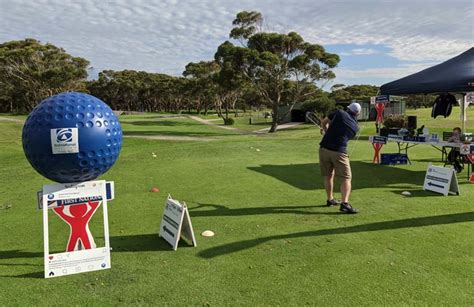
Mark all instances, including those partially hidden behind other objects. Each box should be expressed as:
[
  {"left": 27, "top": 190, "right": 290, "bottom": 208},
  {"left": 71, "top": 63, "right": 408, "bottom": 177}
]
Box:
[{"left": 319, "top": 147, "right": 352, "bottom": 179}]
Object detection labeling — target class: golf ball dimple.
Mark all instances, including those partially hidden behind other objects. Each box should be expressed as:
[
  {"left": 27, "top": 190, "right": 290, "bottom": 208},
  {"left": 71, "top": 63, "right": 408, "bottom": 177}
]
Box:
[{"left": 22, "top": 92, "right": 122, "bottom": 183}]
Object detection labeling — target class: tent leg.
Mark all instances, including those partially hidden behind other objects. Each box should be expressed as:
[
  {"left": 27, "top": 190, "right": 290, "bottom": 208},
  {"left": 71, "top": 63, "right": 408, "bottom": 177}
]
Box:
[{"left": 461, "top": 94, "right": 466, "bottom": 133}]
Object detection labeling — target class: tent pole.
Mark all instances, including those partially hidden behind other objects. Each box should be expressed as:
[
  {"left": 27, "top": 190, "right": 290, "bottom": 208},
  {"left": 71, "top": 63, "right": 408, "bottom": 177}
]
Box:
[{"left": 461, "top": 94, "right": 466, "bottom": 133}]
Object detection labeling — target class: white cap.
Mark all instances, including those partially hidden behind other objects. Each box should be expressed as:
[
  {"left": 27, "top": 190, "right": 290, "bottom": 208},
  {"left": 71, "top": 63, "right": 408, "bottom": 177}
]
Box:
[{"left": 348, "top": 102, "right": 361, "bottom": 114}]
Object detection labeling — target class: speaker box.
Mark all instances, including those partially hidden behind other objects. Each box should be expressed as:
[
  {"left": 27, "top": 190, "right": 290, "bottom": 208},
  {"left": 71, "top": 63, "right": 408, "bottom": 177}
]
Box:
[{"left": 407, "top": 116, "right": 417, "bottom": 130}]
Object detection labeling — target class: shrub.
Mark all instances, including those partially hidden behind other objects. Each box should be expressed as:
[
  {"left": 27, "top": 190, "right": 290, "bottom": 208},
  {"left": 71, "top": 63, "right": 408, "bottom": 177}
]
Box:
[
  {"left": 224, "top": 117, "right": 235, "bottom": 125},
  {"left": 383, "top": 114, "right": 407, "bottom": 129}
]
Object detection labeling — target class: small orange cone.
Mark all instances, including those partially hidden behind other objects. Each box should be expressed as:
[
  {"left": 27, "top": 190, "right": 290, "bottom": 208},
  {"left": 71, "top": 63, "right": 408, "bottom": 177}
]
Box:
[{"left": 150, "top": 187, "right": 160, "bottom": 193}]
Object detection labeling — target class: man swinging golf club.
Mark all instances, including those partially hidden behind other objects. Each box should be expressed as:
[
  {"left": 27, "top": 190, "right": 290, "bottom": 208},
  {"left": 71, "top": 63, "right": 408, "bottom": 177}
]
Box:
[{"left": 319, "top": 102, "right": 361, "bottom": 213}]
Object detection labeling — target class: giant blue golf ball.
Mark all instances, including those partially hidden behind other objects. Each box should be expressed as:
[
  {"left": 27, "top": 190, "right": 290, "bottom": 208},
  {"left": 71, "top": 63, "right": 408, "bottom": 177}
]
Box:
[{"left": 22, "top": 92, "right": 122, "bottom": 183}]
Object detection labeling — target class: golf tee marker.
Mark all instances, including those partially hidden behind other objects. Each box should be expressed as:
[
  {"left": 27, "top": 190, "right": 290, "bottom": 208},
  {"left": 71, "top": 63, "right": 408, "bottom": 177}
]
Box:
[{"left": 159, "top": 195, "right": 197, "bottom": 250}]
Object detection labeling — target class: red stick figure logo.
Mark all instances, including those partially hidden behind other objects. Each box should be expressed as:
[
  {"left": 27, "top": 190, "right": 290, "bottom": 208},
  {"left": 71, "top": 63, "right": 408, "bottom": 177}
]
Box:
[
  {"left": 53, "top": 201, "right": 101, "bottom": 252},
  {"left": 375, "top": 102, "right": 385, "bottom": 125}
]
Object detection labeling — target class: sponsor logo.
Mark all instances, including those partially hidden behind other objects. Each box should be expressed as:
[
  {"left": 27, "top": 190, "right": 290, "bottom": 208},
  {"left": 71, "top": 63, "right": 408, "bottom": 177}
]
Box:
[
  {"left": 50, "top": 128, "right": 79, "bottom": 154},
  {"left": 47, "top": 194, "right": 54, "bottom": 200},
  {"left": 56, "top": 128, "right": 73, "bottom": 143}
]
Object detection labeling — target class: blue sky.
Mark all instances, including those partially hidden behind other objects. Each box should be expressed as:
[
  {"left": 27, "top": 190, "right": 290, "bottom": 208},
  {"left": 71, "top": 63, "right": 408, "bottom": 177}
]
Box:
[{"left": 1, "top": 0, "right": 472, "bottom": 88}]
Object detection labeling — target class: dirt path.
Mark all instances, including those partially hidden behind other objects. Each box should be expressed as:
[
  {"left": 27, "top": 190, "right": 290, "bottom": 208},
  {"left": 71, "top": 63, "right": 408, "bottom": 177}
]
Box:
[
  {"left": 253, "top": 122, "right": 304, "bottom": 133},
  {"left": 187, "top": 115, "right": 253, "bottom": 135},
  {"left": 123, "top": 135, "right": 218, "bottom": 142},
  {"left": 0, "top": 117, "right": 24, "bottom": 123}
]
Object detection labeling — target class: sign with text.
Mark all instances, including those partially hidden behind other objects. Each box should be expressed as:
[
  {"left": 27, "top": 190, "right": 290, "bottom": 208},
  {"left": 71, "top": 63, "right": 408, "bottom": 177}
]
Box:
[
  {"left": 375, "top": 95, "right": 390, "bottom": 103},
  {"left": 159, "top": 195, "right": 197, "bottom": 250},
  {"left": 42, "top": 180, "right": 111, "bottom": 278},
  {"left": 369, "top": 135, "right": 388, "bottom": 144},
  {"left": 37, "top": 181, "right": 114, "bottom": 209},
  {"left": 50, "top": 128, "right": 79, "bottom": 154},
  {"left": 423, "top": 163, "right": 459, "bottom": 196}
]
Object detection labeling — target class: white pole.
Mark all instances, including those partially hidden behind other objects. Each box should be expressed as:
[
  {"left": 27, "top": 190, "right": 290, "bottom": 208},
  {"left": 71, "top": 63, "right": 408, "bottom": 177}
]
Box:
[{"left": 461, "top": 94, "right": 466, "bottom": 133}]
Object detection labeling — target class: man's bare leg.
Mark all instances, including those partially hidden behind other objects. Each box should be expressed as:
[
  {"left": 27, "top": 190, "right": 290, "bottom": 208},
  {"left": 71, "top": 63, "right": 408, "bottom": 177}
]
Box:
[
  {"left": 341, "top": 178, "right": 351, "bottom": 203},
  {"left": 324, "top": 171, "right": 335, "bottom": 201}
]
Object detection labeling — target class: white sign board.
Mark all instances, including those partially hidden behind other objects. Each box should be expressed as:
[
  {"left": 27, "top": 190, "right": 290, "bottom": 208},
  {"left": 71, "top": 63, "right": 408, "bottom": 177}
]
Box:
[
  {"left": 466, "top": 92, "right": 474, "bottom": 105},
  {"left": 423, "top": 163, "right": 459, "bottom": 196},
  {"left": 50, "top": 128, "right": 79, "bottom": 154},
  {"left": 460, "top": 144, "right": 470, "bottom": 155},
  {"left": 159, "top": 195, "right": 197, "bottom": 250},
  {"left": 42, "top": 180, "right": 111, "bottom": 278},
  {"left": 37, "top": 181, "right": 114, "bottom": 209}
]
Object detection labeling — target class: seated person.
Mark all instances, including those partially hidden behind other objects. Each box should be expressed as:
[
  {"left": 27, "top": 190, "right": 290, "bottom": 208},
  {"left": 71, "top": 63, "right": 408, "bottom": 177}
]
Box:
[
  {"left": 447, "top": 127, "right": 462, "bottom": 172},
  {"left": 447, "top": 127, "right": 461, "bottom": 143}
]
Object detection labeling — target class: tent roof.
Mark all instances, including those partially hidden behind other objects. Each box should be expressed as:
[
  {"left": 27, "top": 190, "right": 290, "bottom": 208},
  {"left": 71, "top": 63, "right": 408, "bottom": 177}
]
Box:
[{"left": 380, "top": 48, "right": 474, "bottom": 95}]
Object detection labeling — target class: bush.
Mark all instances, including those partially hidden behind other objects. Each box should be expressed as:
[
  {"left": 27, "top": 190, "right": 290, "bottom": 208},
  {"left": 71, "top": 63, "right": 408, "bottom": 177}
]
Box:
[
  {"left": 383, "top": 114, "right": 407, "bottom": 129},
  {"left": 224, "top": 117, "right": 235, "bottom": 125},
  {"left": 301, "top": 95, "right": 336, "bottom": 116}
]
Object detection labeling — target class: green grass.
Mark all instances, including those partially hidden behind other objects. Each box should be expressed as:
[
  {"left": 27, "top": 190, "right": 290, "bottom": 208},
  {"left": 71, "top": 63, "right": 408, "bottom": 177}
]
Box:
[
  {"left": 0, "top": 109, "right": 473, "bottom": 305},
  {"left": 119, "top": 114, "right": 240, "bottom": 137}
]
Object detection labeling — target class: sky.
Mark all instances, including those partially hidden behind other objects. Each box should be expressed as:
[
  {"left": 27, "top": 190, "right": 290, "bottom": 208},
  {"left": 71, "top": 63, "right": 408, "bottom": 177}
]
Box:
[{"left": 1, "top": 0, "right": 472, "bottom": 88}]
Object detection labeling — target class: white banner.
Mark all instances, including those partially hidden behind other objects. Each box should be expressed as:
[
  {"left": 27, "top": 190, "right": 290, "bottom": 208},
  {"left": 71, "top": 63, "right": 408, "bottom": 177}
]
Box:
[{"left": 42, "top": 180, "right": 111, "bottom": 278}]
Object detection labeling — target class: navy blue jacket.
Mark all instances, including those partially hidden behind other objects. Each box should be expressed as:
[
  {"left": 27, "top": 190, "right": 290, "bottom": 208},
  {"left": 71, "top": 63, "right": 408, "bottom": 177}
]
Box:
[{"left": 320, "top": 109, "right": 359, "bottom": 154}]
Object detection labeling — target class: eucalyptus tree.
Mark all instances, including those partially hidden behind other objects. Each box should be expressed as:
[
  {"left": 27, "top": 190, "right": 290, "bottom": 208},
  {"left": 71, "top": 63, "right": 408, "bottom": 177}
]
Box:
[
  {"left": 183, "top": 61, "right": 219, "bottom": 114},
  {"left": 0, "top": 38, "right": 89, "bottom": 112},
  {"left": 216, "top": 11, "right": 340, "bottom": 132}
]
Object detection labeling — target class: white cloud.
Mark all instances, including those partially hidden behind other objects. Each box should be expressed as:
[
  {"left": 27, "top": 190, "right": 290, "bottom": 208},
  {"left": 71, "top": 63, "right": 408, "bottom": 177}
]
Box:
[
  {"left": 0, "top": 0, "right": 472, "bottom": 80},
  {"left": 335, "top": 63, "right": 437, "bottom": 80},
  {"left": 340, "top": 48, "right": 379, "bottom": 56}
]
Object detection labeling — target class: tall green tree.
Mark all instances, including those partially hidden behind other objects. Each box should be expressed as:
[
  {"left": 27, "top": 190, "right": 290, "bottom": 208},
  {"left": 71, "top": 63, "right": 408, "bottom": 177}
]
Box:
[
  {"left": 216, "top": 11, "right": 340, "bottom": 132},
  {"left": 329, "top": 84, "right": 379, "bottom": 102},
  {"left": 183, "top": 61, "right": 219, "bottom": 114},
  {"left": 0, "top": 38, "right": 89, "bottom": 112},
  {"left": 214, "top": 46, "right": 250, "bottom": 124}
]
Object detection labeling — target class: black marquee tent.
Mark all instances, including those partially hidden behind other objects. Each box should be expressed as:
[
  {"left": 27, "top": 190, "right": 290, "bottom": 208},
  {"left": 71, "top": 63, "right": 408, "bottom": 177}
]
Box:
[
  {"left": 380, "top": 47, "right": 474, "bottom": 131},
  {"left": 380, "top": 48, "right": 474, "bottom": 95}
]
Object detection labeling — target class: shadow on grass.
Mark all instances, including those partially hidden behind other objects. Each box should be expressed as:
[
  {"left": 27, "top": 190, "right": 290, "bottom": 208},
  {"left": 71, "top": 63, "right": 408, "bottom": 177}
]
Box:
[
  {"left": 188, "top": 203, "right": 343, "bottom": 217},
  {"left": 198, "top": 211, "right": 474, "bottom": 259},
  {"left": 0, "top": 233, "right": 186, "bottom": 278},
  {"left": 0, "top": 250, "right": 42, "bottom": 260},
  {"left": 0, "top": 271, "right": 44, "bottom": 279},
  {"left": 110, "top": 233, "right": 181, "bottom": 252},
  {"left": 248, "top": 162, "right": 427, "bottom": 190},
  {"left": 389, "top": 189, "right": 456, "bottom": 197}
]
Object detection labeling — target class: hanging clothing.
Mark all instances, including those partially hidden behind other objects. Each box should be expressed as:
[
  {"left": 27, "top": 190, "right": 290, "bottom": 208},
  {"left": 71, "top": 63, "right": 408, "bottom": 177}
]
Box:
[{"left": 431, "top": 93, "right": 457, "bottom": 118}]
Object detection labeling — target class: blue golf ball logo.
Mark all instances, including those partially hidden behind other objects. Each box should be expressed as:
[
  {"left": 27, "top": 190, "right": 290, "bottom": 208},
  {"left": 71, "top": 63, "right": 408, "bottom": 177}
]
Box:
[
  {"left": 22, "top": 92, "right": 122, "bottom": 183},
  {"left": 56, "top": 129, "right": 73, "bottom": 143}
]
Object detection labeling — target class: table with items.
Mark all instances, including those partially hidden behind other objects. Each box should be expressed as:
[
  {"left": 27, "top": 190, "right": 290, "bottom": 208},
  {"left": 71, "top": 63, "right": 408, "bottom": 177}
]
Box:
[{"left": 369, "top": 134, "right": 474, "bottom": 179}]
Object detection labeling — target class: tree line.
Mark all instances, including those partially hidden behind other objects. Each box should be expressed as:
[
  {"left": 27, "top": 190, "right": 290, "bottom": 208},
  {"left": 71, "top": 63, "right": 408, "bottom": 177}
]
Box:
[{"left": 0, "top": 11, "right": 428, "bottom": 131}]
